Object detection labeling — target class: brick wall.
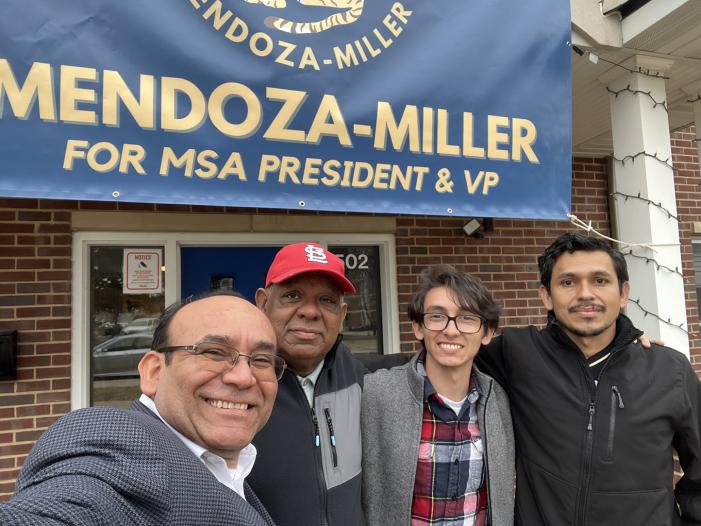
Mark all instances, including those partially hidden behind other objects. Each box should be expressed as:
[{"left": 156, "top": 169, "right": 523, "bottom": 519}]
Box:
[
  {"left": 0, "top": 133, "right": 700, "bottom": 498},
  {"left": 0, "top": 198, "right": 73, "bottom": 497},
  {"left": 672, "top": 125, "right": 701, "bottom": 374}
]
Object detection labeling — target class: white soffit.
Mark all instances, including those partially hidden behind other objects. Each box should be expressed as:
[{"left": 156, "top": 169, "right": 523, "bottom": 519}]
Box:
[
  {"left": 622, "top": 0, "right": 694, "bottom": 45},
  {"left": 601, "top": 0, "right": 630, "bottom": 16}
]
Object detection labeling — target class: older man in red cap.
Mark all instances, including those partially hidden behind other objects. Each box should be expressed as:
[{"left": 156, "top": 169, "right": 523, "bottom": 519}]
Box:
[{"left": 248, "top": 242, "right": 367, "bottom": 526}]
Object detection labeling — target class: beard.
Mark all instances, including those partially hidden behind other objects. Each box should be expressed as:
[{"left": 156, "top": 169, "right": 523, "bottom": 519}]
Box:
[{"left": 559, "top": 318, "right": 613, "bottom": 338}]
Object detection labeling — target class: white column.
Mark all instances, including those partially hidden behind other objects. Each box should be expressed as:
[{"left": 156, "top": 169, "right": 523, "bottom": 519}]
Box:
[{"left": 604, "top": 55, "right": 689, "bottom": 356}]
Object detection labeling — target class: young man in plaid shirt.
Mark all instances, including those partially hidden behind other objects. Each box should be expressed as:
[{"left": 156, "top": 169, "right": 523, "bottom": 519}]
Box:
[{"left": 362, "top": 265, "right": 515, "bottom": 525}]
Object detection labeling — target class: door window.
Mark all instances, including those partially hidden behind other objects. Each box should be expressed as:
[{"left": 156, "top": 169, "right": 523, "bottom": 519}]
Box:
[
  {"left": 89, "top": 246, "right": 165, "bottom": 408},
  {"left": 330, "top": 245, "right": 382, "bottom": 354}
]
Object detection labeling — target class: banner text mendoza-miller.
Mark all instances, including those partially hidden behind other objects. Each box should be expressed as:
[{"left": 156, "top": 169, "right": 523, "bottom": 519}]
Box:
[{"left": 0, "top": 0, "right": 572, "bottom": 219}]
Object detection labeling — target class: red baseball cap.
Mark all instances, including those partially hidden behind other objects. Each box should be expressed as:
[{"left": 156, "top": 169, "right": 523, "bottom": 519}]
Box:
[{"left": 265, "top": 242, "right": 356, "bottom": 294}]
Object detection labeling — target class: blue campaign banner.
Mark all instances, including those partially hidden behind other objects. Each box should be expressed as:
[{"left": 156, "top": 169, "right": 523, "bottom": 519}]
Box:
[{"left": 0, "top": 0, "right": 571, "bottom": 219}]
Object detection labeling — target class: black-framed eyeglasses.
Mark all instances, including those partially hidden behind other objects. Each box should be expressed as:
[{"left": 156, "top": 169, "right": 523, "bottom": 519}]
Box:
[
  {"left": 420, "top": 312, "right": 484, "bottom": 334},
  {"left": 156, "top": 343, "right": 286, "bottom": 382}
]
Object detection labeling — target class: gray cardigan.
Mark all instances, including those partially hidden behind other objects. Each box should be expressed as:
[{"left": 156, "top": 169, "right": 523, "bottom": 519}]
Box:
[{"left": 361, "top": 354, "right": 515, "bottom": 525}]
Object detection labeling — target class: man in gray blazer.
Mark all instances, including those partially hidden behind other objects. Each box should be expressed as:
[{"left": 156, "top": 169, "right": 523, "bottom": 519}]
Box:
[{"left": 0, "top": 292, "right": 283, "bottom": 526}]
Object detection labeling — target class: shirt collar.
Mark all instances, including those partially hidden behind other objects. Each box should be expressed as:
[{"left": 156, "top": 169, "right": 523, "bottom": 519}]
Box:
[
  {"left": 296, "top": 357, "right": 325, "bottom": 386},
  {"left": 138, "top": 393, "right": 257, "bottom": 473},
  {"left": 415, "top": 350, "right": 481, "bottom": 405}
]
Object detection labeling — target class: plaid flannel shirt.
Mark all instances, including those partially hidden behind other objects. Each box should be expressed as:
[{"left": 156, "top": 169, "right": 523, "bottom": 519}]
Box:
[{"left": 411, "top": 352, "right": 487, "bottom": 526}]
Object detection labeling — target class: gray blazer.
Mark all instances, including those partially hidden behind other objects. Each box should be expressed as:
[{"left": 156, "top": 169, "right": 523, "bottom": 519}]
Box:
[
  {"left": 361, "top": 354, "right": 515, "bottom": 525},
  {"left": 0, "top": 401, "right": 275, "bottom": 526}
]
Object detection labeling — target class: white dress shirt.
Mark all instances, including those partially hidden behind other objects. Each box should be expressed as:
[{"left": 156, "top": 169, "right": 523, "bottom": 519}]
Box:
[
  {"left": 296, "top": 359, "right": 324, "bottom": 407},
  {"left": 139, "top": 394, "right": 256, "bottom": 500}
]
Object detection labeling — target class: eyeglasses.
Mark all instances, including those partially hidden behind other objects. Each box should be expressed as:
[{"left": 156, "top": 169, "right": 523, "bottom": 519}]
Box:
[
  {"left": 420, "top": 313, "right": 484, "bottom": 334},
  {"left": 156, "top": 343, "right": 287, "bottom": 382}
]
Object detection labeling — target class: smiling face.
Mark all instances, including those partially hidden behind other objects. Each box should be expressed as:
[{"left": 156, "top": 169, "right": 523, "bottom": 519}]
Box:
[
  {"left": 413, "top": 286, "right": 493, "bottom": 376},
  {"left": 539, "top": 250, "right": 630, "bottom": 353},
  {"left": 139, "top": 295, "right": 278, "bottom": 467},
  {"left": 256, "top": 272, "right": 347, "bottom": 376}
]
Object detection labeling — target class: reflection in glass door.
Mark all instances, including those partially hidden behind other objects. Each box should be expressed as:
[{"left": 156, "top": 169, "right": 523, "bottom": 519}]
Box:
[{"left": 89, "top": 246, "right": 165, "bottom": 407}]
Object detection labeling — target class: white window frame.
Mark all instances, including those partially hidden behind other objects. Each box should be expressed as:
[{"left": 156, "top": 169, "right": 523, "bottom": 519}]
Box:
[{"left": 71, "top": 231, "right": 399, "bottom": 409}]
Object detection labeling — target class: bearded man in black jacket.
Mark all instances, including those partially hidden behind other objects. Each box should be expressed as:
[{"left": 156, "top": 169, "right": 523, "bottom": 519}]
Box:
[{"left": 476, "top": 232, "right": 701, "bottom": 526}]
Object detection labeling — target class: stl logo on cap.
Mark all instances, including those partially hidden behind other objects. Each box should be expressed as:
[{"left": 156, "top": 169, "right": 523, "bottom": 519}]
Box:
[
  {"left": 305, "top": 244, "right": 328, "bottom": 264},
  {"left": 265, "top": 242, "right": 356, "bottom": 294}
]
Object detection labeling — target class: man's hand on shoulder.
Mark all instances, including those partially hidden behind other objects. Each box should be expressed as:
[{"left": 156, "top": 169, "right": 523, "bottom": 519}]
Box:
[{"left": 640, "top": 335, "right": 665, "bottom": 348}]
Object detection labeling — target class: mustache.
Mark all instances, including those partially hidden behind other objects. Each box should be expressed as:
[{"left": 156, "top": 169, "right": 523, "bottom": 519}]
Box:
[{"left": 568, "top": 303, "right": 605, "bottom": 313}]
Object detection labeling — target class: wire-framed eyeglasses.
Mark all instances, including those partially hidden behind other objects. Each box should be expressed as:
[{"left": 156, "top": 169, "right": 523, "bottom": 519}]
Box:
[
  {"left": 155, "top": 343, "right": 286, "bottom": 382},
  {"left": 420, "top": 312, "right": 484, "bottom": 334}
]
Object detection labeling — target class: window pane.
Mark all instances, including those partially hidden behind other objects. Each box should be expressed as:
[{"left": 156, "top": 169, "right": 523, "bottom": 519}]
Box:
[
  {"left": 90, "top": 246, "right": 165, "bottom": 408},
  {"left": 329, "top": 245, "right": 382, "bottom": 354}
]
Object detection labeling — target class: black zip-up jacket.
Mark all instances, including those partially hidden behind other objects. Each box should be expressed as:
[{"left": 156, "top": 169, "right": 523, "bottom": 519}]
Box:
[
  {"left": 248, "top": 337, "right": 367, "bottom": 526},
  {"left": 476, "top": 314, "right": 701, "bottom": 526}
]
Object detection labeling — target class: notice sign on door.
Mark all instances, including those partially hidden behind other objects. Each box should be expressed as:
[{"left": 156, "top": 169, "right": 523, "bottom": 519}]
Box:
[{"left": 123, "top": 249, "right": 162, "bottom": 294}]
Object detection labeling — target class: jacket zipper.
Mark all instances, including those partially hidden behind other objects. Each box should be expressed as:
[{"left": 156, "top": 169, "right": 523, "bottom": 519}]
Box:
[
  {"left": 323, "top": 408, "right": 338, "bottom": 468},
  {"left": 605, "top": 386, "right": 624, "bottom": 460},
  {"left": 575, "top": 399, "right": 597, "bottom": 526},
  {"left": 300, "top": 380, "right": 329, "bottom": 526},
  {"left": 575, "top": 351, "right": 622, "bottom": 526}
]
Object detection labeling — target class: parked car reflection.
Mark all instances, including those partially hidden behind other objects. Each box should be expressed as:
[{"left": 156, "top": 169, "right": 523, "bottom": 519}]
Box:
[
  {"left": 122, "top": 317, "right": 160, "bottom": 334},
  {"left": 92, "top": 333, "right": 153, "bottom": 378}
]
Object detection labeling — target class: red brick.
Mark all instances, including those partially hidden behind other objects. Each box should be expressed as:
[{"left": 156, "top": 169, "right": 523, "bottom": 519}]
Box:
[
  {"left": 34, "top": 369, "right": 70, "bottom": 382},
  {"left": 0, "top": 443, "right": 33, "bottom": 456},
  {"left": 17, "top": 332, "right": 51, "bottom": 344},
  {"left": 36, "top": 271, "right": 70, "bottom": 281},
  {"left": 0, "top": 223, "right": 34, "bottom": 234},
  {"left": 51, "top": 259, "right": 71, "bottom": 269},
  {"left": 0, "top": 271, "right": 35, "bottom": 282},
  {"left": 0, "top": 419, "right": 34, "bottom": 431},
  {"left": 36, "top": 247, "right": 70, "bottom": 257},
  {"left": 38, "top": 199, "right": 78, "bottom": 210},
  {"left": 0, "top": 295, "right": 34, "bottom": 306},
  {"left": 16, "top": 211, "right": 51, "bottom": 222},
  {"left": 16, "top": 306, "right": 51, "bottom": 318},
  {"left": 51, "top": 354, "right": 71, "bottom": 366},
  {"left": 16, "top": 282, "right": 50, "bottom": 293},
  {"left": 15, "top": 404, "right": 50, "bottom": 417},
  {"left": 16, "top": 259, "right": 51, "bottom": 270},
  {"left": 0, "top": 320, "right": 34, "bottom": 331},
  {"left": 16, "top": 235, "right": 51, "bottom": 245},
  {"left": 53, "top": 235, "right": 72, "bottom": 245},
  {"left": 51, "top": 282, "right": 71, "bottom": 293},
  {"left": 34, "top": 343, "right": 70, "bottom": 355},
  {"left": 36, "top": 294, "right": 70, "bottom": 306},
  {"left": 14, "top": 430, "right": 44, "bottom": 442},
  {"left": 0, "top": 198, "right": 38, "bottom": 208},
  {"left": 0, "top": 394, "right": 34, "bottom": 407},
  {"left": 36, "top": 224, "right": 70, "bottom": 234},
  {"left": 51, "top": 403, "right": 70, "bottom": 415},
  {"left": 16, "top": 355, "right": 51, "bottom": 368},
  {"left": 51, "top": 307, "right": 71, "bottom": 317}
]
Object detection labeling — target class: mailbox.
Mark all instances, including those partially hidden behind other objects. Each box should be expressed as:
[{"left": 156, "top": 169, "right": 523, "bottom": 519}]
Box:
[{"left": 0, "top": 330, "right": 17, "bottom": 380}]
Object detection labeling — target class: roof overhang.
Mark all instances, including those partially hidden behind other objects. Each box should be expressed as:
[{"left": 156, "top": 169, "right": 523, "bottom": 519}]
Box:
[{"left": 572, "top": 0, "right": 701, "bottom": 157}]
